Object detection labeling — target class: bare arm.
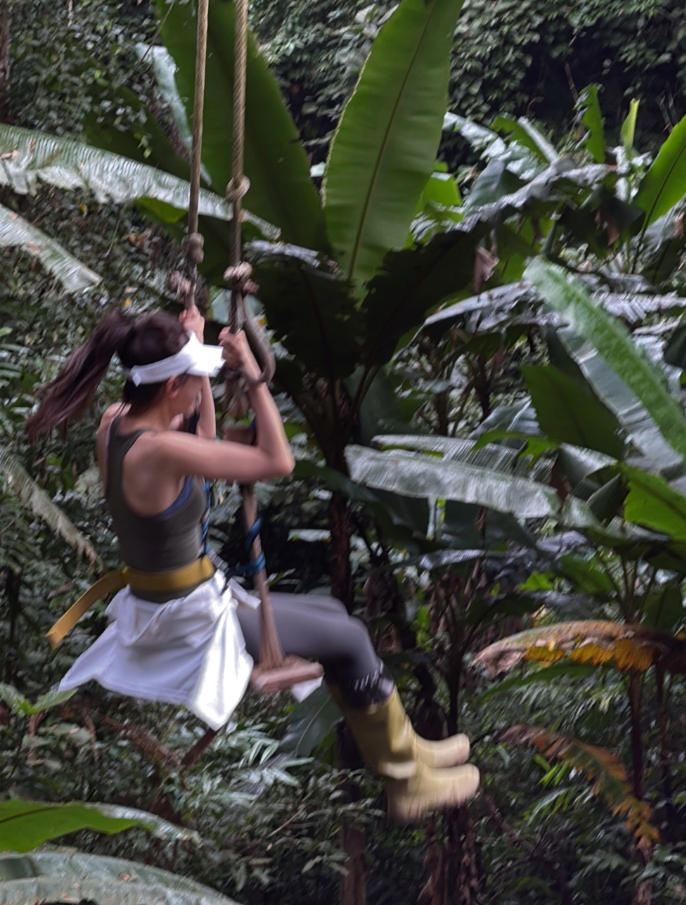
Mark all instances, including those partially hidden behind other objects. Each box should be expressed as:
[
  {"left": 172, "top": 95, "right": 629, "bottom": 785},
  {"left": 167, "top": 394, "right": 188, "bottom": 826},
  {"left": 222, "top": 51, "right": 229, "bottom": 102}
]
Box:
[
  {"left": 194, "top": 375, "right": 216, "bottom": 440},
  {"left": 179, "top": 306, "right": 216, "bottom": 440},
  {"left": 140, "top": 329, "right": 294, "bottom": 484},
  {"left": 223, "top": 423, "right": 255, "bottom": 445}
]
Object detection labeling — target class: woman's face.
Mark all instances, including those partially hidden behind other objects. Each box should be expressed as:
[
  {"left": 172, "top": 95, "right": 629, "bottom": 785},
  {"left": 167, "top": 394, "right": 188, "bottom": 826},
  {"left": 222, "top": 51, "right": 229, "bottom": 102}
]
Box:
[{"left": 169, "top": 373, "right": 204, "bottom": 418}]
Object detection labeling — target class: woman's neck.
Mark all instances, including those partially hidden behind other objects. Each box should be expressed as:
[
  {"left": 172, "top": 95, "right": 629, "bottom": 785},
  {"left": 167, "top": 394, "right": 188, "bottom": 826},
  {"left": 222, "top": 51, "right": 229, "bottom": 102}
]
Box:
[{"left": 120, "top": 406, "right": 176, "bottom": 433}]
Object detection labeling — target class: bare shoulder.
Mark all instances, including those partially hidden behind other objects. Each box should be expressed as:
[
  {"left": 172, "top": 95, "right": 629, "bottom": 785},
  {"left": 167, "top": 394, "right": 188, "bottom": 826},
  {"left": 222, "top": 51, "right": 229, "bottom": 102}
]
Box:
[
  {"left": 96, "top": 403, "right": 129, "bottom": 480},
  {"left": 98, "top": 403, "right": 128, "bottom": 438}
]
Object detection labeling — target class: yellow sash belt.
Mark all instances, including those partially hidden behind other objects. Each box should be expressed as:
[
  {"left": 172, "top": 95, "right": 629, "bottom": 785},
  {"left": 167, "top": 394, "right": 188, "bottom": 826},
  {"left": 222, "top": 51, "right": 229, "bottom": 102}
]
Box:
[{"left": 47, "top": 555, "right": 215, "bottom": 649}]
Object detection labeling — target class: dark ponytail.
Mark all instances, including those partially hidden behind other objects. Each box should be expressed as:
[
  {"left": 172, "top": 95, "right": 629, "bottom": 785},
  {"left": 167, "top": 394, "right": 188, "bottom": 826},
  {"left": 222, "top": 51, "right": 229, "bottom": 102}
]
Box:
[{"left": 26, "top": 309, "right": 188, "bottom": 442}]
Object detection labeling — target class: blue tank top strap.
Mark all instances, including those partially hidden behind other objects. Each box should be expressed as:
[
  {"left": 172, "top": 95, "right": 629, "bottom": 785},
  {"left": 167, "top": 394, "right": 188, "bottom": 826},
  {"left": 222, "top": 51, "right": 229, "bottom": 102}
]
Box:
[{"left": 154, "top": 475, "right": 194, "bottom": 520}]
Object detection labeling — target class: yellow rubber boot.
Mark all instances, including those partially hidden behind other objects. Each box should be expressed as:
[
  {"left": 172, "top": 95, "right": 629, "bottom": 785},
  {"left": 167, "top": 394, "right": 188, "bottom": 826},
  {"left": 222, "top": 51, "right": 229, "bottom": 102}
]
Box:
[
  {"left": 415, "top": 732, "right": 470, "bottom": 769},
  {"left": 335, "top": 687, "right": 480, "bottom": 822},
  {"left": 385, "top": 761, "right": 480, "bottom": 824},
  {"left": 328, "top": 684, "right": 470, "bottom": 768}
]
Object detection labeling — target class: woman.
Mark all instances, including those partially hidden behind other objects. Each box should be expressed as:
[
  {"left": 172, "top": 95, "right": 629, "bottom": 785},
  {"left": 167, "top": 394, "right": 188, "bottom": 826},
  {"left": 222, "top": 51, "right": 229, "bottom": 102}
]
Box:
[{"left": 26, "top": 305, "right": 479, "bottom": 822}]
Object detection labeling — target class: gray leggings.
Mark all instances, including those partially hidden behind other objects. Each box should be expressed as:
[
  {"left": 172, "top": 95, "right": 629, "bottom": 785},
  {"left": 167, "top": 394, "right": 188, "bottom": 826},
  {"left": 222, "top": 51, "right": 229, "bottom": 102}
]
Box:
[{"left": 235, "top": 592, "right": 380, "bottom": 683}]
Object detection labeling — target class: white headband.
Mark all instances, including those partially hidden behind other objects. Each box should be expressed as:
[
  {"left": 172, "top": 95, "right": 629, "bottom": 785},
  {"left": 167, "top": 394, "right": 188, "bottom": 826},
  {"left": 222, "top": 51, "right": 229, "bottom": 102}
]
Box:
[{"left": 120, "top": 333, "right": 225, "bottom": 386}]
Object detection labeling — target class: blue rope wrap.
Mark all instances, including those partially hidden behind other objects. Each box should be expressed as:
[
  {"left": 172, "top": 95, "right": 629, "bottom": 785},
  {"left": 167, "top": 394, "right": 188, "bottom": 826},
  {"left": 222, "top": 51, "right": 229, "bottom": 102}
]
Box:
[
  {"left": 244, "top": 517, "right": 262, "bottom": 550},
  {"left": 223, "top": 518, "right": 266, "bottom": 579},
  {"left": 200, "top": 479, "right": 212, "bottom": 555},
  {"left": 224, "top": 551, "right": 266, "bottom": 580}
]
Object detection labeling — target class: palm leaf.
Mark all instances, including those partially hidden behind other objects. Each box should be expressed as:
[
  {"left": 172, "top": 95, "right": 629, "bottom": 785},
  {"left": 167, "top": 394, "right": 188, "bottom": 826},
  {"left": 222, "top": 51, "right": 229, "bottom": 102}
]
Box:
[
  {"left": 0, "top": 850, "right": 238, "bottom": 904},
  {"left": 0, "top": 202, "right": 100, "bottom": 294},
  {"left": 0, "top": 448, "right": 100, "bottom": 564},
  {"left": 0, "top": 124, "right": 230, "bottom": 220},
  {"left": 502, "top": 725, "right": 658, "bottom": 845},
  {"left": 324, "top": 0, "right": 466, "bottom": 289},
  {"left": 527, "top": 258, "right": 686, "bottom": 463},
  {"left": 474, "top": 620, "right": 686, "bottom": 677}
]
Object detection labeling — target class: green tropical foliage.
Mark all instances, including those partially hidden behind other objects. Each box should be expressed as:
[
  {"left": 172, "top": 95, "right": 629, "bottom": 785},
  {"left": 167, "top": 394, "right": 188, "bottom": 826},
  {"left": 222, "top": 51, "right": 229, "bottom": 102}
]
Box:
[
  {"left": 0, "top": 799, "right": 199, "bottom": 853},
  {"left": 0, "top": 851, "right": 241, "bottom": 904},
  {"left": 3, "top": 1, "right": 686, "bottom": 904}
]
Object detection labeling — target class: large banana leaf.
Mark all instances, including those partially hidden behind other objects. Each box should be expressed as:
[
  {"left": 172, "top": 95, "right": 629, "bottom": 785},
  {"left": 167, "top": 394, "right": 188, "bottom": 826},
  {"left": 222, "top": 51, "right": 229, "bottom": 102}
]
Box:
[
  {"left": 323, "top": 0, "right": 466, "bottom": 289},
  {"left": 154, "top": 0, "right": 325, "bottom": 252},
  {"left": 467, "top": 161, "right": 609, "bottom": 219},
  {"left": 372, "top": 433, "right": 553, "bottom": 483},
  {"left": 633, "top": 112, "right": 686, "bottom": 229},
  {"left": 637, "top": 205, "right": 686, "bottom": 286},
  {"left": 550, "top": 327, "right": 682, "bottom": 473},
  {"left": 141, "top": 44, "right": 195, "bottom": 160},
  {"left": 0, "top": 850, "right": 239, "bottom": 904},
  {"left": 491, "top": 115, "right": 559, "bottom": 166},
  {"left": 0, "top": 203, "right": 100, "bottom": 294},
  {"left": 576, "top": 85, "right": 606, "bottom": 165},
  {"left": 521, "top": 364, "right": 624, "bottom": 458},
  {"left": 594, "top": 290, "right": 686, "bottom": 324},
  {"left": 527, "top": 259, "right": 686, "bottom": 462},
  {"left": 0, "top": 800, "right": 197, "bottom": 853},
  {"left": 249, "top": 245, "right": 360, "bottom": 380},
  {"left": 424, "top": 282, "right": 682, "bottom": 334},
  {"left": 346, "top": 444, "right": 597, "bottom": 527},
  {"left": 361, "top": 220, "right": 487, "bottom": 366},
  {"left": 622, "top": 466, "right": 686, "bottom": 539},
  {"left": 501, "top": 726, "right": 658, "bottom": 845},
  {"left": 0, "top": 124, "right": 230, "bottom": 220},
  {"left": 474, "top": 620, "right": 686, "bottom": 677},
  {"left": 0, "top": 448, "right": 100, "bottom": 563},
  {"left": 443, "top": 113, "right": 541, "bottom": 180}
]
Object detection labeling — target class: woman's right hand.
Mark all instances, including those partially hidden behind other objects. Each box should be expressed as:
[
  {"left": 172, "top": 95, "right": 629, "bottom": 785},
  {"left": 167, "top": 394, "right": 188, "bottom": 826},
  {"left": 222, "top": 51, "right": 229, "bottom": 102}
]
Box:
[{"left": 219, "top": 329, "right": 262, "bottom": 383}]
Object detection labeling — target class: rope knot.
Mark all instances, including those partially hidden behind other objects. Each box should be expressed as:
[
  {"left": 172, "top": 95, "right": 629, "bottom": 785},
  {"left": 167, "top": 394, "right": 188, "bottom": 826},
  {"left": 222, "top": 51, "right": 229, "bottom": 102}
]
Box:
[
  {"left": 185, "top": 231, "right": 205, "bottom": 265},
  {"left": 226, "top": 175, "right": 251, "bottom": 204},
  {"left": 224, "top": 262, "right": 258, "bottom": 295}
]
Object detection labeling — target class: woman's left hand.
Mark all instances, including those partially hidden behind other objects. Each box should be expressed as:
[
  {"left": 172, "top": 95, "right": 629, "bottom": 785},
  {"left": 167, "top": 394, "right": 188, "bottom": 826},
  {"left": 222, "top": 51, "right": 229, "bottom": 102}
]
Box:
[{"left": 179, "top": 305, "right": 205, "bottom": 342}]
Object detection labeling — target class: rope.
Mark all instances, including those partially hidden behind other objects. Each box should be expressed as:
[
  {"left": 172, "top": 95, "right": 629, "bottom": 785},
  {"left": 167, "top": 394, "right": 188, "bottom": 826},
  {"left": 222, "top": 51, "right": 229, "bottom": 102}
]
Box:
[
  {"left": 228, "top": 0, "right": 249, "bottom": 270},
  {"left": 176, "top": 0, "right": 210, "bottom": 310},
  {"left": 223, "top": 0, "right": 274, "bottom": 409}
]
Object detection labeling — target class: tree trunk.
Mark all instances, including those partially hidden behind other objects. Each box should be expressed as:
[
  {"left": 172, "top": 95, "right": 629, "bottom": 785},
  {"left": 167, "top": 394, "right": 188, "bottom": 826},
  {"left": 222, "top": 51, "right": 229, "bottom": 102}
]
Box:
[
  {"left": 329, "top": 491, "right": 352, "bottom": 610},
  {"left": 655, "top": 666, "right": 676, "bottom": 832},
  {"left": 0, "top": 1, "right": 10, "bottom": 112},
  {"left": 420, "top": 810, "right": 483, "bottom": 905},
  {"left": 337, "top": 723, "right": 367, "bottom": 905},
  {"left": 628, "top": 673, "right": 652, "bottom": 905},
  {"left": 628, "top": 673, "right": 644, "bottom": 800}
]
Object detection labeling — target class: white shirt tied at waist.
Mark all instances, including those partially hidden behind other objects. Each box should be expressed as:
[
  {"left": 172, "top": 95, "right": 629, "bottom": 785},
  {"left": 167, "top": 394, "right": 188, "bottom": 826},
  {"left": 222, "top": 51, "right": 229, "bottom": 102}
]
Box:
[
  {"left": 58, "top": 572, "right": 322, "bottom": 728},
  {"left": 59, "top": 572, "right": 252, "bottom": 730}
]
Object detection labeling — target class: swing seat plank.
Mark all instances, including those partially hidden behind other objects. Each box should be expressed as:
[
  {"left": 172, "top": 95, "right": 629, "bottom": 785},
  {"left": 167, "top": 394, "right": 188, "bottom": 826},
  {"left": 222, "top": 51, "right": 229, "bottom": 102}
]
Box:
[{"left": 250, "top": 656, "right": 324, "bottom": 694}]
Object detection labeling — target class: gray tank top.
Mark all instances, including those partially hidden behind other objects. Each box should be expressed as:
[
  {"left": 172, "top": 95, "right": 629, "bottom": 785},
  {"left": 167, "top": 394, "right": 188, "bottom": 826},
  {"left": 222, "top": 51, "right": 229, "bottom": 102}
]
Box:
[{"left": 106, "top": 418, "right": 208, "bottom": 602}]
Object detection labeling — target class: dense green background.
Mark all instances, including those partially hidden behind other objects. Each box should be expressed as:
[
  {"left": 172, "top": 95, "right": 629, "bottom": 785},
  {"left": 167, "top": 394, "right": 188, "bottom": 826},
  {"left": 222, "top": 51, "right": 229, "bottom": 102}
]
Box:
[{"left": 2, "top": 1, "right": 686, "bottom": 904}]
